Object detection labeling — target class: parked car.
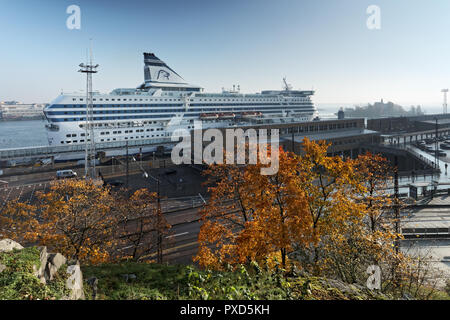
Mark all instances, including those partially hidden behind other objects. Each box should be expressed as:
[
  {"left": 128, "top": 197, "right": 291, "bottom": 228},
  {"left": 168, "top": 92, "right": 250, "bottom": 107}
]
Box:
[{"left": 56, "top": 169, "right": 77, "bottom": 179}]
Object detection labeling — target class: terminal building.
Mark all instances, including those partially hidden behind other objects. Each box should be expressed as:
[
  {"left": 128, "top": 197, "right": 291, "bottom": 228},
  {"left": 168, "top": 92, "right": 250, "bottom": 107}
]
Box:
[{"left": 190, "top": 118, "right": 382, "bottom": 160}]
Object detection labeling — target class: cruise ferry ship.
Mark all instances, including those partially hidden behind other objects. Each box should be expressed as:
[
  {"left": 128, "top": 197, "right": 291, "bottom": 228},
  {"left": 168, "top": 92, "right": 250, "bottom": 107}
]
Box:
[{"left": 43, "top": 53, "right": 317, "bottom": 159}]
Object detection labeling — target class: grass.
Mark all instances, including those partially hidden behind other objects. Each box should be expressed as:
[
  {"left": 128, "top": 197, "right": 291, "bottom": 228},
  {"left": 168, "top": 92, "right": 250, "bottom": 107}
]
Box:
[
  {"left": 2, "top": 248, "right": 449, "bottom": 300},
  {"left": 0, "top": 247, "right": 70, "bottom": 300},
  {"left": 81, "top": 262, "right": 407, "bottom": 300}
]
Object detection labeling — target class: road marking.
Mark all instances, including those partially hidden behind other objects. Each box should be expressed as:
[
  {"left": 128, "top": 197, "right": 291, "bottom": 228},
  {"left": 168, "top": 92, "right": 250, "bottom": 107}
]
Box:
[
  {"left": 29, "top": 184, "right": 36, "bottom": 203},
  {"left": 140, "top": 240, "right": 198, "bottom": 260},
  {"left": 165, "top": 232, "right": 189, "bottom": 239}
]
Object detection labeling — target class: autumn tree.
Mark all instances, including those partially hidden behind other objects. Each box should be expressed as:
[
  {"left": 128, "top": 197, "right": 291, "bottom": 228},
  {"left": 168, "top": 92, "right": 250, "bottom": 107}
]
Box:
[
  {"left": 354, "top": 152, "right": 393, "bottom": 233},
  {"left": 32, "top": 179, "right": 119, "bottom": 264},
  {"left": 319, "top": 152, "right": 403, "bottom": 284},
  {"left": 117, "top": 188, "right": 170, "bottom": 261},
  {"left": 195, "top": 159, "right": 258, "bottom": 268},
  {"left": 196, "top": 138, "right": 379, "bottom": 275},
  {"left": 285, "top": 138, "right": 365, "bottom": 275},
  {"left": 0, "top": 199, "right": 37, "bottom": 244},
  {"left": 236, "top": 149, "right": 309, "bottom": 269},
  {"left": 196, "top": 146, "right": 312, "bottom": 270}
]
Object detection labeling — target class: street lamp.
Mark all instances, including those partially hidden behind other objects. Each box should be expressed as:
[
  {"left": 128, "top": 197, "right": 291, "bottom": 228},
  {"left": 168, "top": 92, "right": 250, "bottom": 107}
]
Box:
[
  {"left": 132, "top": 157, "right": 163, "bottom": 264},
  {"left": 111, "top": 156, "right": 115, "bottom": 174}
]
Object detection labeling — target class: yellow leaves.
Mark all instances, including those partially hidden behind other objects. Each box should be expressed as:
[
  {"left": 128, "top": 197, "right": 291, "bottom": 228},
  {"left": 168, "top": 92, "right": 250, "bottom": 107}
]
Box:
[
  {"left": 1, "top": 179, "right": 119, "bottom": 263},
  {"left": 0, "top": 199, "right": 38, "bottom": 243},
  {"left": 196, "top": 138, "right": 400, "bottom": 276}
]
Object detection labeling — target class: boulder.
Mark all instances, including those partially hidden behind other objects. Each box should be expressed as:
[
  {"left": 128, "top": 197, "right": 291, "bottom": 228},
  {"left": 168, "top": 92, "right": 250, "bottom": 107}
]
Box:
[
  {"left": 66, "top": 262, "right": 85, "bottom": 300},
  {"left": 33, "top": 246, "right": 48, "bottom": 284},
  {"left": 121, "top": 273, "right": 137, "bottom": 282},
  {"left": 0, "top": 239, "right": 23, "bottom": 252},
  {"left": 45, "top": 253, "right": 67, "bottom": 281},
  {"left": 0, "top": 264, "right": 6, "bottom": 273}
]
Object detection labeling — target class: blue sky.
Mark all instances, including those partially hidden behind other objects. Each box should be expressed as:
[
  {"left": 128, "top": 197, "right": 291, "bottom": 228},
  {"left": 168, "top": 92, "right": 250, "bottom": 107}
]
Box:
[{"left": 1, "top": 0, "right": 450, "bottom": 109}]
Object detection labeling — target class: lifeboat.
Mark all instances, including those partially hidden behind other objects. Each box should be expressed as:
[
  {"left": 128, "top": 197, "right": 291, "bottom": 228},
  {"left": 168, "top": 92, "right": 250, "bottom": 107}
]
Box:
[
  {"left": 241, "top": 111, "right": 262, "bottom": 118},
  {"left": 218, "top": 112, "right": 235, "bottom": 119},
  {"left": 200, "top": 113, "right": 219, "bottom": 119}
]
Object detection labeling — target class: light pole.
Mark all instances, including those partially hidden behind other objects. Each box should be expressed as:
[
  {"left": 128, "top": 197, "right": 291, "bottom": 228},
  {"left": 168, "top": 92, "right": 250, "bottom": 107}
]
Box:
[
  {"left": 111, "top": 156, "right": 115, "bottom": 175},
  {"left": 435, "top": 118, "right": 439, "bottom": 172},
  {"left": 393, "top": 156, "right": 400, "bottom": 255},
  {"left": 78, "top": 54, "right": 99, "bottom": 180},
  {"left": 133, "top": 158, "right": 163, "bottom": 264}
]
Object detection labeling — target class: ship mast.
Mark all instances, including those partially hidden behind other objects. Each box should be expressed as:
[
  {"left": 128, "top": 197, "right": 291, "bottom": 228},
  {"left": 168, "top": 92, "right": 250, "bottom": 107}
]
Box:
[{"left": 283, "top": 77, "right": 292, "bottom": 91}]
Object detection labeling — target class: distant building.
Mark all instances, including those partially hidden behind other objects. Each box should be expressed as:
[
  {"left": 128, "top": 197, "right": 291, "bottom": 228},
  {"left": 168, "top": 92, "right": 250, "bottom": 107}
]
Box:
[
  {"left": 0, "top": 102, "right": 46, "bottom": 120},
  {"left": 337, "top": 108, "right": 345, "bottom": 120}
]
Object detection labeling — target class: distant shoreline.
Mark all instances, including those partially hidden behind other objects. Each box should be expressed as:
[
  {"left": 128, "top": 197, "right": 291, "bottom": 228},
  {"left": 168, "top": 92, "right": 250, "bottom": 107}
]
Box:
[{"left": 0, "top": 116, "right": 45, "bottom": 122}]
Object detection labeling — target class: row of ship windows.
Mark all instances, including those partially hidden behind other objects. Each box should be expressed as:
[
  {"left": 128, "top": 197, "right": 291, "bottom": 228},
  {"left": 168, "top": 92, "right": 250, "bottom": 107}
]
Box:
[
  {"left": 60, "top": 134, "right": 168, "bottom": 144},
  {"left": 78, "top": 120, "right": 167, "bottom": 128},
  {"left": 63, "top": 125, "right": 196, "bottom": 142},
  {"left": 50, "top": 110, "right": 308, "bottom": 122},
  {"left": 47, "top": 106, "right": 315, "bottom": 115},
  {"left": 51, "top": 102, "right": 312, "bottom": 109},
  {"left": 72, "top": 97, "right": 307, "bottom": 103},
  {"left": 65, "top": 127, "right": 166, "bottom": 138}
]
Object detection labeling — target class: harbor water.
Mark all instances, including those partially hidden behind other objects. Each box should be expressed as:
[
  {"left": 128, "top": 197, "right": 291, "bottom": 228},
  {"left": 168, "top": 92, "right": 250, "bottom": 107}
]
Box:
[{"left": 0, "top": 120, "right": 48, "bottom": 149}]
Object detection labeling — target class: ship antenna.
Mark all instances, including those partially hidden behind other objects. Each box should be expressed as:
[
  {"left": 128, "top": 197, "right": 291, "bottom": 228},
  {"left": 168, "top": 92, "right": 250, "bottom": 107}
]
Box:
[{"left": 282, "top": 77, "right": 292, "bottom": 91}]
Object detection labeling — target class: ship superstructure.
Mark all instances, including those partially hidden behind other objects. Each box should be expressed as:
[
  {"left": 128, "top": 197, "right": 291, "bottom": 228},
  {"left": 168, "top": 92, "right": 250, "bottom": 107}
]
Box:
[{"left": 43, "top": 53, "right": 317, "bottom": 150}]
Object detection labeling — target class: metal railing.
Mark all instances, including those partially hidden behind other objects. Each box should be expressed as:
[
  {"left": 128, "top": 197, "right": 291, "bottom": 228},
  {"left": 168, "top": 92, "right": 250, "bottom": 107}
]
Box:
[
  {"left": 368, "top": 143, "right": 438, "bottom": 171},
  {"left": 0, "top": 137, "right": 174, "bottom": 160}
]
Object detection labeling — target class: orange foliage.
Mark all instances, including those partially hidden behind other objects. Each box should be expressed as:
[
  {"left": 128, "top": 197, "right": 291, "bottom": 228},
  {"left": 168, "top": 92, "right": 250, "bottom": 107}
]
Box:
[
  {"left": 1, "top": 179, "right": 119, "bottom": 264},
  {"left": 195, "top": 138, "right": 400, "bottom": 277}
]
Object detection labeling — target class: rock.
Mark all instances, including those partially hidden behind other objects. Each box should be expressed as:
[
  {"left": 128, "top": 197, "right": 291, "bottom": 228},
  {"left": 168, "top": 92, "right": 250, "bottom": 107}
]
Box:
[
  {"left": 0, "top": 264, "right": 6, "bottom": 273},
  {"left": 45, "top": 253, "right": 67, "bottom": 281},
  {"left": 48, "top": 253, "right": 67, "bottom": 268},
  {"left": 66, "top": 262, "right": 85, "bottom": 300},
  {"left": 402, "top": 293, "right": 413, "bottom": 300},
  {"left": 121, "top": 273, "right": 137, "bottom": 282},
  {"left": 0, "top": 239, "right": 23, "bottom": 252},
  {"left": 34, "top": 246, "right": 48, "bottom": 284}
]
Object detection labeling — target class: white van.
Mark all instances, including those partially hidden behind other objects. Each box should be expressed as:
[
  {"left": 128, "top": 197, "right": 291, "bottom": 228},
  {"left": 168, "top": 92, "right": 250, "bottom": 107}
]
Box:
[{"left": 56, "top": 170, "right": 77, "bottom": 179}]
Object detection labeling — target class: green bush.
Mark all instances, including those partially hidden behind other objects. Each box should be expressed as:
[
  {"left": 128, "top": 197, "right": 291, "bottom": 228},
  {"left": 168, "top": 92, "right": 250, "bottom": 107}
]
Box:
[{"left": 82, "top": 262, "right": 399, "bottom": 300}]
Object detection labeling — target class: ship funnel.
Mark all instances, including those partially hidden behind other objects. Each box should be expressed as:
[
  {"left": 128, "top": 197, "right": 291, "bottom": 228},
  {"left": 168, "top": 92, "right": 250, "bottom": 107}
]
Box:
[{"left": 143, "top": 52, "right": 186, "bottom": 86}]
